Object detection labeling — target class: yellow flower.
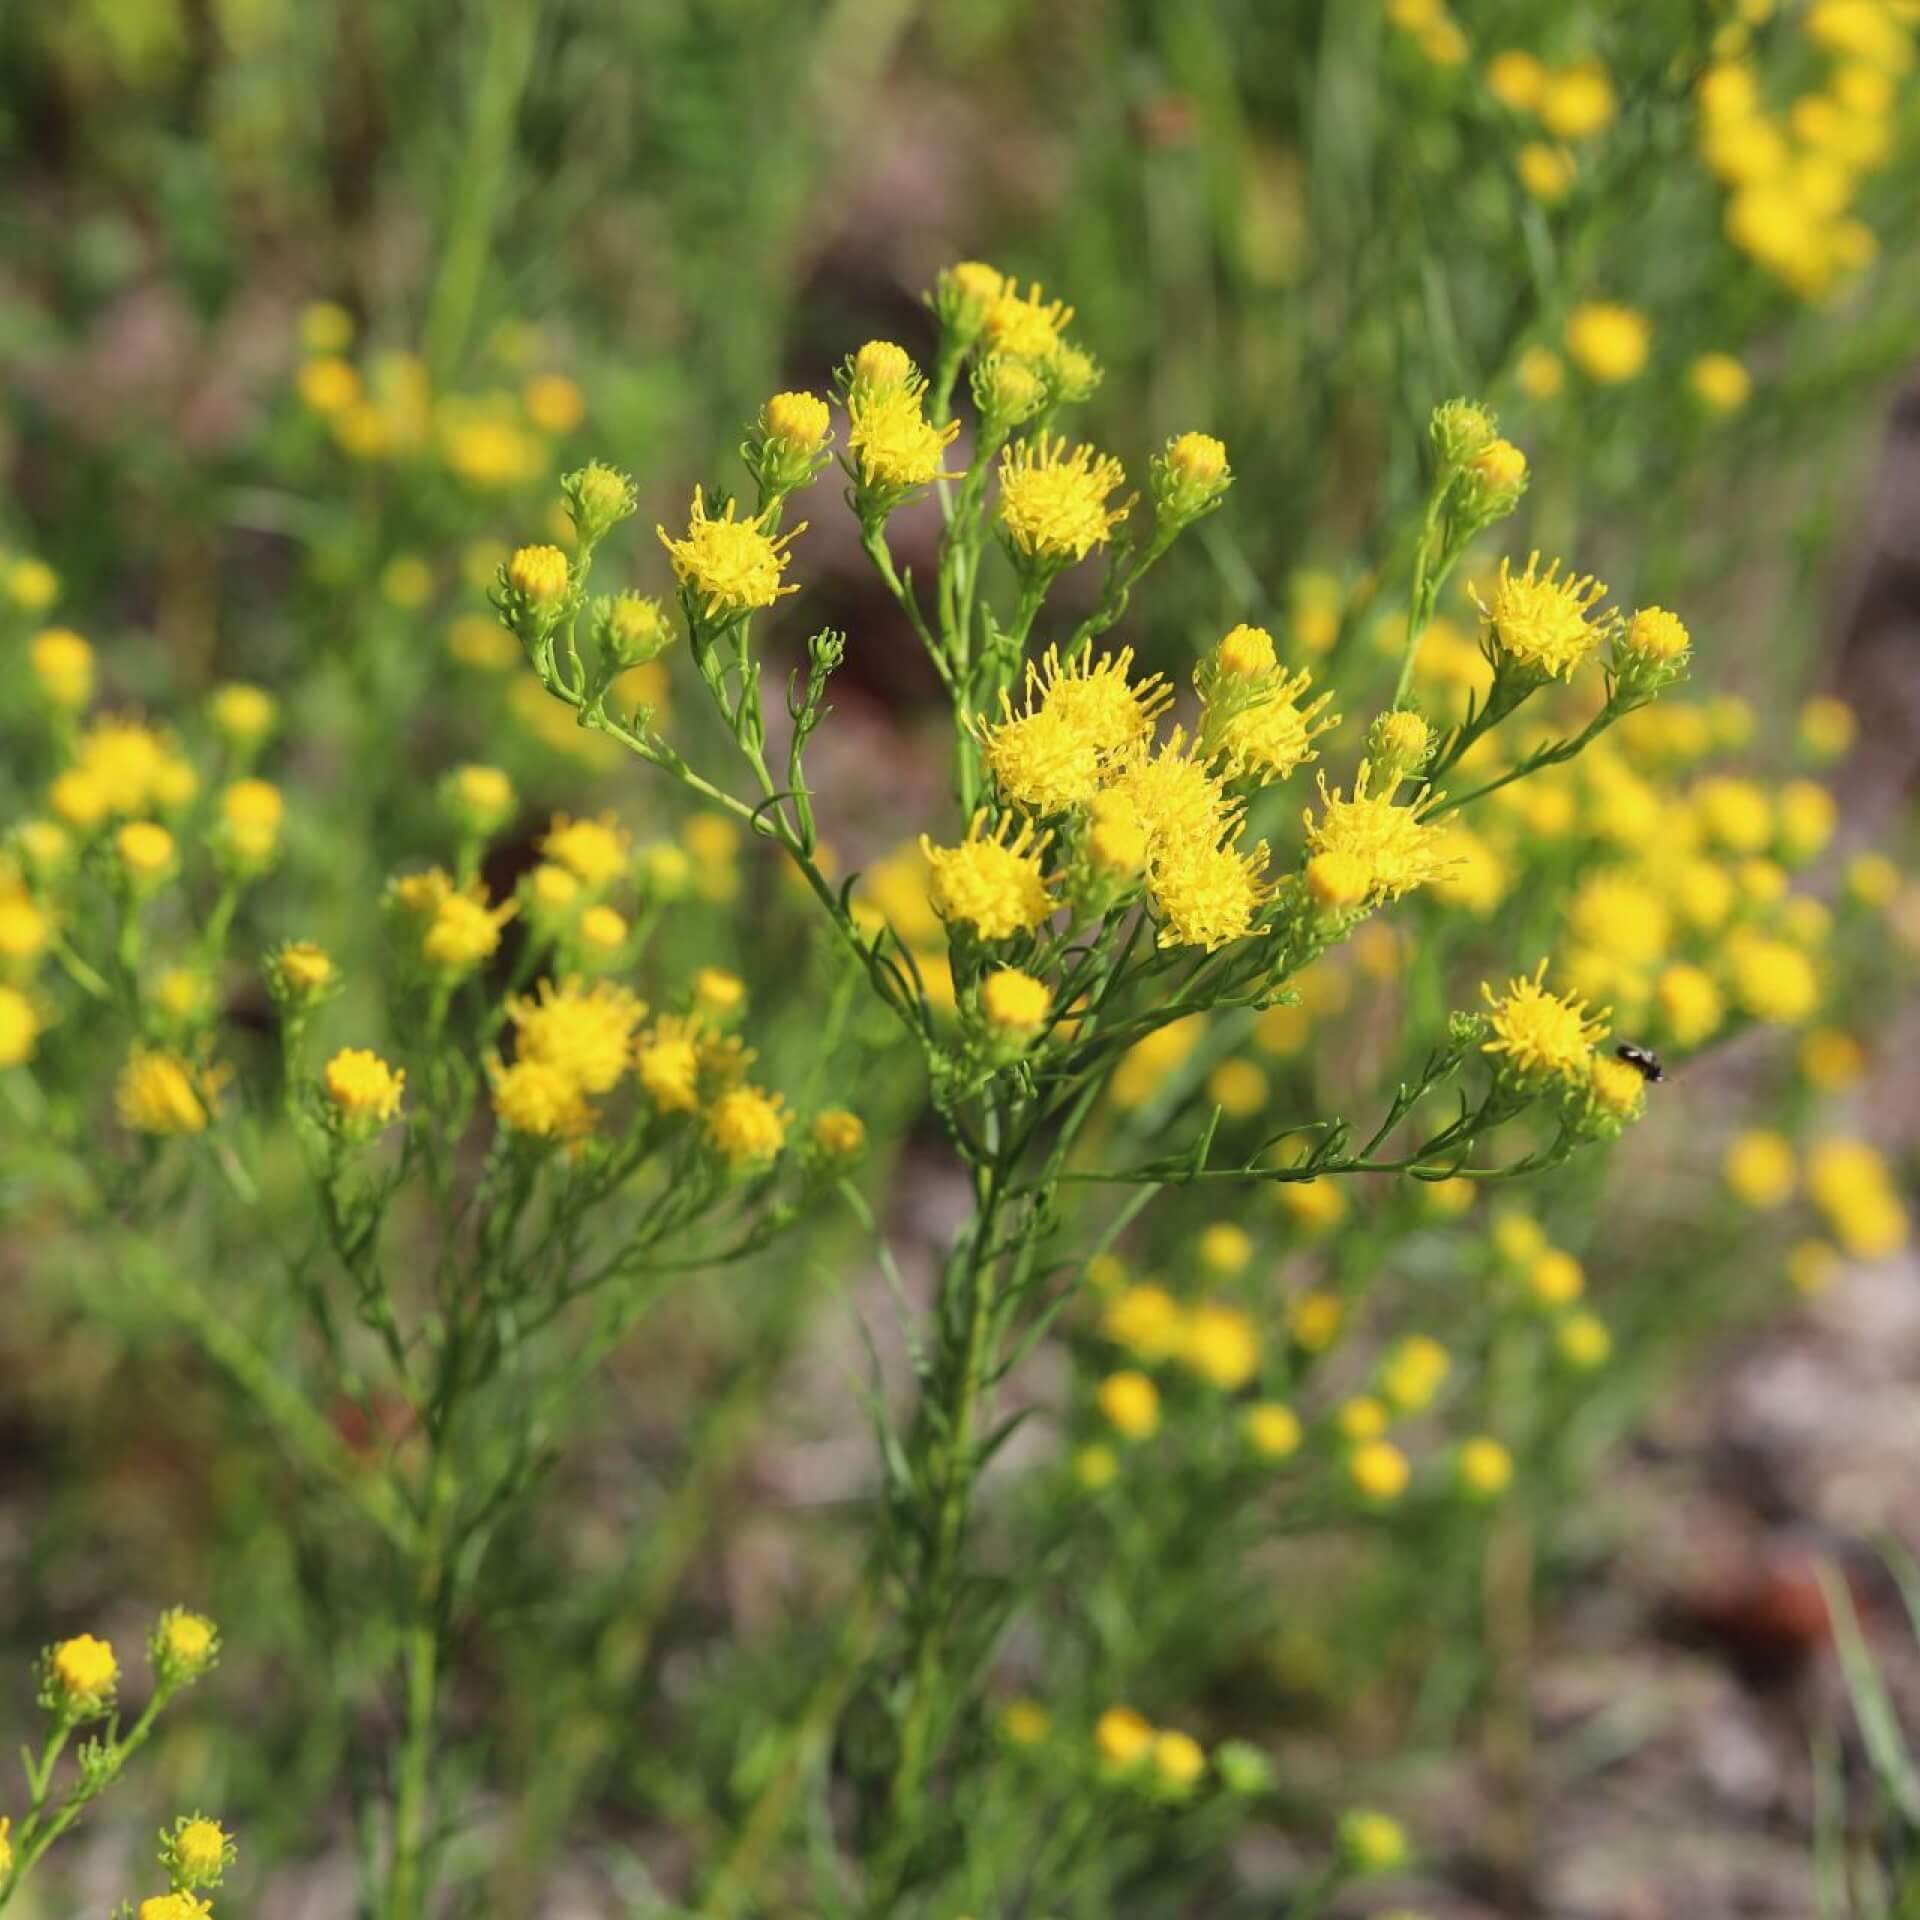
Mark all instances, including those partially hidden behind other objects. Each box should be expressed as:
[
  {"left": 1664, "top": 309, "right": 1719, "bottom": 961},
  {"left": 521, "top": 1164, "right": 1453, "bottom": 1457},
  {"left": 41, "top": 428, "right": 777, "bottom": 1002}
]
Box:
[
  {"left": 1212, "top": 667, "right": 1338, "bottom": 785},
  {"left": 1481, "top": 960, "right": 1608, "bottom": 1085},
  {"left": 1338, "top": 1394, "right": 1390, "bottom": 1441},
  {"left": 1104, "top": 1284, "right": 1185, "bottom": 1361},
  {"left": 979, "top": 967, "right": 1051, "bottom": 1035},
  {"left": 1245, "top": 1400, "right": 1303, "bottom": 1459},
  {"left": 982, "top": 282, "right": 1075, "bottom": 361},
  {"left": 1657, "top": 962, "right": 1724, "bottom": 1047},
  {"left": 848, "top": 384, "right": 960, "bottom": 493},
  {"left": 1486, "top": 48, "right": 1546, "bottom": 110},
  {"left": 1568, "top": 870, "right": 1670, "bottom": 968},
  {"left": 1457, "top": 1436, "right": 1514, "bottom": 1498},
  {"left": 156, "top": 1607, "right": 216, "bottom": 1670},
  {"left": 1622, "top": 606, "right": 1691, "bottom": 667},
  {"left": 1725, "top": 929, "right": 1819, "bottom": 1023},
  {"left": 117, "top": 1045, "right": 219, "bottom": 1135},
  {"left": 1526, "top": 1248, "right": 1585, "bottom": 1306},
  {"left": 1166, "top": 431, "right": 1228, "bottom": 485},
  {"left": 1516, "top": 345, "right": 1565, "bottom": 397},
  {"left": 658, "top": 486, "right": 803, "bottom": 620},
  {"left": 116, "top": 819, "right": 177, "bottom": 880},
  {"left": 1807, "top": 1138, "right": 1908, "bottom": 1259},
  {"left": 1428, "top": 824, "right": 1507, "bottom": 915},
  {"left": 1150, "top": 825, "right": 1273, "bottom": 952},
  {"left": 1589, "top": 1051, "right": 1648, "bottom": 1121},
  {"left": 324, "top": 1048, "right": 406, "bottom": 1128},
  {"left": 1098, "top": 1369, "right": 1160, "bottom": 1439},
  {"left": 541, "top": 811, "right": 631, "bottom": 886},
  {"left": 221, "top": 777, "right": 285, "bottom": 863},
  {"left": 1287, "top": 1287, "right": 1345, "bottom": 1348},
  {"left": 1777, "top": 779, "right": 1838, "bottom": 864},
  {"left": 997, "top": 433, "right": 1131, "bottom": 566},
  {"left": 1689, "top": 353, "right": 1752, "bottom": 413},
  {"left": 1348, "top": 1440, "right": 1411, "bottom": 1502},
  {"left": 0, "top": 984, "right": 41, "bottom": 1066},
  {"left": 139, "top": 1897, "right": 213, "bottom": 1920},
  {"left": 1799, "top": 696, "right": 1856, "bottom": 762},
  {"left": 1476, "top": 551, "right": 1611, "bottom": 678},
  {"left": 1556, "top": 1311, "right": 1612, "bottom": 1369},
  {"left": 523, "top": 370, "right": 585, "bottom": 434},
  {"left": 704, "top": 1085, "right": 789, "bottom": 1169},
  {"left": 1197, "top": 1221, "right": 1252, "bottom": 1276},
  {"left": 275, "top": 942, "right": 335, "bottom": 997},
  {"left": 1094, "top": 1703, "right": 1153, "bottom": 1768},
  {"left": 1181, "top": 1303, "right": 1260, "bottom": 1389},
  {"left": 1152, "top": 1729, "right": 1207, "bottom": 1790},
  {"left": 1725, "top": 1130, "right": 1796, "bottom": 1209},
  {"left": 1303, "top": 761, "right": 1450, "bottom": 903},
  {"left": 30, "top": 627, "right": 94, "bottom": 709},
  {"left": 489, "top": 1055, "right": 593, "bottom": 1140},
  {"left": 298, "top": 355, "right": 359, "bottom": 414},
  {"left": 1565, "top": 301, "right": 1650, "bottom": 382},
  {"left": 1380, "top": 1335, "right": 1451, "bottom": 1412},
  {"left": 169, "top": 1814, "right": 233, "bottom": 1887},
  {"left": 422, "top": 887, "right": 517, "bottom": 974},
  {"left": 1207, "top": 1056, "right": 1267, "bottom": 1115},
  {"left": 1518, "top": 142, "right": 1577, "bottom": 202},
  {"left": 922, "top": 812, "right": 1054, "bottom": 940},
  {"left": 50, "top": 1632, "right": 118, "bottom": 1706},
  {"left": 508, "top": 978, "right": 644, "bottom": 1095},
  {"left": 1539, "top": 59, "right": 1617, "bottom": 139},
  {"left": 507, "top": 543, "right": 570, "bottom": 605}
]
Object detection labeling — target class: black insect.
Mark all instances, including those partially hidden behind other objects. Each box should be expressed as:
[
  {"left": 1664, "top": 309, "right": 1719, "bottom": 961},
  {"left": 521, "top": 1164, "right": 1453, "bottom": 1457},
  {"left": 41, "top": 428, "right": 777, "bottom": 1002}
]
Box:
[{"left": 1614, "top": 1043, "right": 1666, "bottom": 1083}]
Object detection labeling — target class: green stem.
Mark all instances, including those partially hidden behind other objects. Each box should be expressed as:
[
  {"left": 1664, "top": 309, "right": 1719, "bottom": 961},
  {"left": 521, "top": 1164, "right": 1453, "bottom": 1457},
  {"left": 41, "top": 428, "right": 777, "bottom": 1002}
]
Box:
[
  {"left": 385, "top": 1458, "right": 453, "bottom": 1920},
  {"left": 421, "top": 0, "right": 542, "bottom": 383}
]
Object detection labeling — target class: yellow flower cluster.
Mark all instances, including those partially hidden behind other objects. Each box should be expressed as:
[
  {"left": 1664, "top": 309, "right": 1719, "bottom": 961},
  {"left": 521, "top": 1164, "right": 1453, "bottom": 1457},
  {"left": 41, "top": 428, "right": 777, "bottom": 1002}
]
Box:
[
  {"left": 1697, "top": 8, "right": 1908, "bottom": 299},
  {"left": 996, "top": 433, "right": 1133, "bottom": 568},
  {"left": 657, "top": 486, "right": 804, "bottom": 622},
  {"left": 1102, "top": 1282, "right": 1261, "bottom": 1390}
]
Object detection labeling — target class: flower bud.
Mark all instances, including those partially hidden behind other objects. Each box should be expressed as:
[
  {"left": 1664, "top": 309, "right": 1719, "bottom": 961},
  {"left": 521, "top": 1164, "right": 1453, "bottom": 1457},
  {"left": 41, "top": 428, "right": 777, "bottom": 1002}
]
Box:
[
  {"left": 932, "top": 259, "right": 1006, "bottom": 345},
  {"left": 753, "top": 390, "right": 833, "bottom": 496},
  {"left": 1365, "top": 707, "right": 1435, "bottom": 780},
  {"left": 1152, "top": 431, "right": 1232, "bottom": 525},
  {"left": 1428, "top": 398, "right": 1498, "bottom": 468},
  {"left": 441, "top": 763, "right": 516, "bottom": 837},
  {"left": 593, "top": 591, "right": 675, "bottom": 672},
  {"left": 561, "top": 463, "right": 637, "bottom": 546}
]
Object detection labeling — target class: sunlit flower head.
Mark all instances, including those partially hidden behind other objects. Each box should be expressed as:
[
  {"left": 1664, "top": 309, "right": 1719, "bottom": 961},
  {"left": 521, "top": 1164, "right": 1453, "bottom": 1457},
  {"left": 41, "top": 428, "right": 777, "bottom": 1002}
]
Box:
[
  {"left": 1150, "top": 823, "right": 1274, "bottom": 951},
  {"left": 847, "top": 384, "right": 960, "bottom": 493},
  {"left": 704, "top": 1084, "right": 789, "bottom": 1169},
  {"left": 658, "top": 486, "right": 803, "bottom": 620},
  {"left": 1476, "top": 551, "right": 1612, "bottom": 680},
  {"left": 508, "top": 977, "right": 645, "bottom": 1094},
  {"left": 1565, "top": 300, "right": 1649, "bottom": 382},
  {"left": 922, "top": 812, "right": 1055, "bottom": 940},
  {"left": 997, "top": 434, "right": 1132, "bottom": 566},
  {"left": 981, "top": 281, "right": 1075, "bottom": 361},
  {"left": 324, "top": 1048, "right": 406, "bottom": 1129},
  {"left": 117, "top": 1045, "right": 222, "bottom": 1136},
  {"left": 1481, "top": 959, "right": 1608, "bottom": 1084},
  {"left": 1302, "top": 761, "right": 1451, "bottom": 903}
]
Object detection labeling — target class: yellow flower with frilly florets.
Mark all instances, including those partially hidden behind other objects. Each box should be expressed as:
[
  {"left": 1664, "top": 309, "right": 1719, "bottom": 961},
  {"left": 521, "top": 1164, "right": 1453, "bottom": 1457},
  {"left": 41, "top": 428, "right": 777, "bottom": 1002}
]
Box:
[
  {"left": 847, "top": 384, "right": 961, "bottom": 493},
  {"left": 981, "top": 280, "right": 1074, "bottom": 361},
  {"left": 541, "top": 812, "right": 631, "bottom": 887},
  {"left": 704, "top": 1085, "right": 790, "bottom": 1169},
  {"left": 116, "top": 1044, "right": 224, "bottom": 1136},
  {"left": 508, "top": 978, "right": 645, "bottom": 1094},
  {"left": 1150, "top": 824, "right": 1275, "bottom": 952},
  {"left": 657, "top": 486, "right": 803, "bottom": 621},
  {"left": 324, "top": 1048, "right": 406, "bottom": 1129},
  {"left": 1210, "top": 668, "right": 1339, "bottom": 785},
  {"left": 488, "top": 1055, "right": 593, "bottom": 1140},
  {"left": 1476, "top": 552, "right": 1614, "bottom": 680},
  {"left": 1480, "top": 959, "right": 1609, "bottom": 1085},
  {"left": 997, "top": 435, "right": 1132, "bottom": 568},
  {"left": 1104, "top": 729, "right": 1230, "bottom": 861},
  {"left": 1302, "top": 761, "right": 1451, "bottom": 904},
  {"left": 922, "top": 813, "right": 1055, "bottom": 940},
  {"left": 974, "top": 646, "right": 1170, "bottom": 813}
]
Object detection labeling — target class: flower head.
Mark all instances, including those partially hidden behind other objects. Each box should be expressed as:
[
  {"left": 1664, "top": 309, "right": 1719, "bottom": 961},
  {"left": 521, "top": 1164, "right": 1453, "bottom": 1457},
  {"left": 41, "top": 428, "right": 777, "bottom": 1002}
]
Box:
[
  {"left": 138, "top": 1895, "right": 213, "bottom": 1920},
  {"left": 30, "top": 627, "right": 93, "bottom": 709},
  {"left": 1481, "top": 959, "right": 1609, "bottom": 1084},
  {"left": 507, "top": 977, "right": 645, "bottom": 1094},
  {"left": 1303, "top": 762, "right": 1451, "bottom": 903},
  {"left": 847, "top": 384, "right": 961, "bottom": 495},
  {"left": 704, "top": 1085, "right": 789, "bottom": 1169},
  {"left": 508, "top": 544, "right": 570, "bottom": 604},
  {"left": 324, "top": 1048, "right": 406, "bottom": 1131},
  {"left": 117, "top": 1045, "right": 222, "bottom": 1135},
  {"left": 658, "top": 486, "right": 803, "bottom": 621},
  {"left": 541, "top": 811, "right": 630, "bottom": 887},
  {"left": 1476, "top": 552, "right": 1613, "bottom": 679},
  {"left": 489, "top": 1055, "right": 593, "bottom": 1140},
  {"left": 1565, "top": 301, "right": 1649, "bottom": 382},
  {"left": 1105, "top": 728, "right": 1230, "bottom": 860},
  {"left": 997, "top": 434, "right": 1132, "bottom": 567},
  {"left": 164, "top": 1813, "right": 236, "bottom": 1890},
  {"left": 152, "top": 1607, "right": 219, "bottom": 1682},
  {"left": 979, "top": 967, "right": 1052, "bottom": 1036},
  {"left": 1150, "top": 823, "right": 1274, "bottom": 951},
  {"left": 922, "top": 813, "right": 1054, "bottom": 940},
  {"left": 1211, "top": 667, "right": 1339, "bottom": 785},
  {"left": 48, "top": 1633, "right": 118, "bottom": 1713},
  {"left": 981, "top": 281, "right": 1074, "bottom": 361}
]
